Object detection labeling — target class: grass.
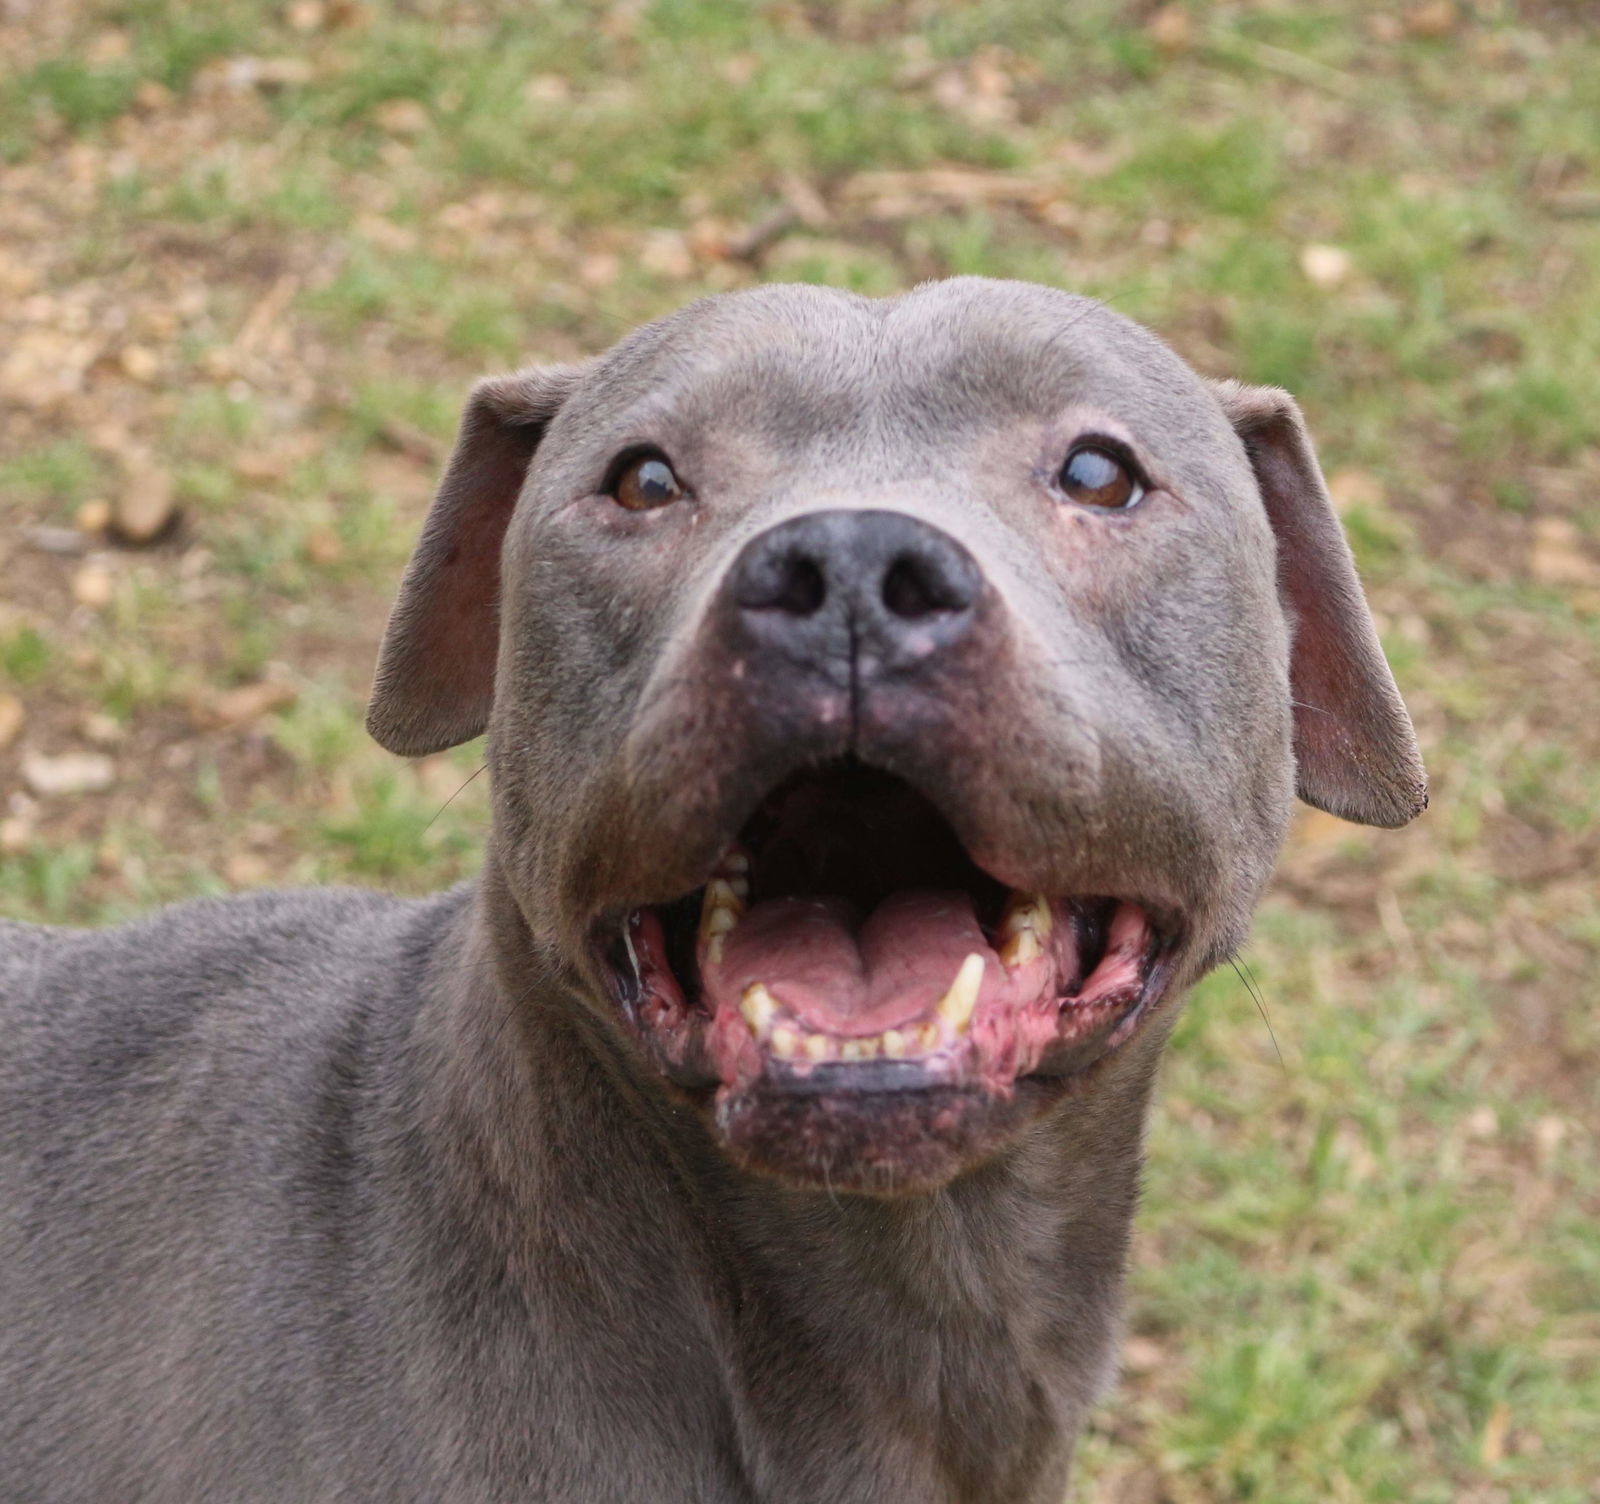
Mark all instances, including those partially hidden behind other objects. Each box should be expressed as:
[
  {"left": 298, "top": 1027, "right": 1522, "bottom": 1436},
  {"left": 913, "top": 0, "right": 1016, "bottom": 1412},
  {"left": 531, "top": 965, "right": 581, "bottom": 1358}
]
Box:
[{"left": 1, "top": 2, "right": 1597, "bottom": 1498}]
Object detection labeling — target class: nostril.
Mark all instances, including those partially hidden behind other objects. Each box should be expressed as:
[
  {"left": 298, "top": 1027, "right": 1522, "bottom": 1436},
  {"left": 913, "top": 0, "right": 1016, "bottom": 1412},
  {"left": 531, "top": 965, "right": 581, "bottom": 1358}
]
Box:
[
  {"left": 775, "top": 557, "right": 826, "bottom": 616},
  {"left": 882, "top": 554, "right": 971, "bottom": 620},
  {"left": 742, "top": 552, "right": 826, "bottom": 617}
]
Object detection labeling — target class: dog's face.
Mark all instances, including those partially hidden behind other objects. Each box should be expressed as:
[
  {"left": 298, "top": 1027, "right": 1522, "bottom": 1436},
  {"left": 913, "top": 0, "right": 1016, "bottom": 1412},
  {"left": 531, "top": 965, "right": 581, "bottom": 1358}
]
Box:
[{"left": 369, "top": 279, "right": 1424, "bottom": 1193}]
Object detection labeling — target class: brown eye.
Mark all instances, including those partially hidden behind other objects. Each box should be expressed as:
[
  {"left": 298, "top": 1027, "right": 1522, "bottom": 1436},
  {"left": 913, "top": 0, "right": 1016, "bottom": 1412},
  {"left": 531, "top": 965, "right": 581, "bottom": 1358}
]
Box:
[
  {"left": 611, "top": 453, "right": 685, "bottom": 511},
  {"left": 1060, "top": 445, "right": 1142, "bottom": 509}
]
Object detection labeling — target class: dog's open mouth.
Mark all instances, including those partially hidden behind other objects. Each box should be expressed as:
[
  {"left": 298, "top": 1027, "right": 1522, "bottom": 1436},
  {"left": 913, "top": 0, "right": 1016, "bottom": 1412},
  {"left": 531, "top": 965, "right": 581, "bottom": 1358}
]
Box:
[{"left": 602, "top": 763, "right": 1182, "bottom": 1118}]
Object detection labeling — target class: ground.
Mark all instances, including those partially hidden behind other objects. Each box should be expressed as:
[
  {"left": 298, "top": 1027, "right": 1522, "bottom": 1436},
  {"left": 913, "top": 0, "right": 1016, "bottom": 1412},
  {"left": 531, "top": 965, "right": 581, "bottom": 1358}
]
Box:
[{"left": 1, "top": 1, "right": 1597, "bottom": 1499}]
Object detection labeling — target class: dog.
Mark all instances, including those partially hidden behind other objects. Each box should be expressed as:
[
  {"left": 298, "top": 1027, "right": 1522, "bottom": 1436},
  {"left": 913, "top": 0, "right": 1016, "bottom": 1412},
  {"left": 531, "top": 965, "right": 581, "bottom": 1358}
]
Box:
[{"left": 0, "top": 278, "right": 1424, "bottom": 1502}]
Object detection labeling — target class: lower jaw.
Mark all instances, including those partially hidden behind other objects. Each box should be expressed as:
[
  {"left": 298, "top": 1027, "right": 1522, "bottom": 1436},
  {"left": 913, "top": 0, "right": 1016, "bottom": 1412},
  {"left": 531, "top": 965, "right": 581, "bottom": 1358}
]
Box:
[
  {"left": 647, "top": 985, "right": 1167, "bottom": 1194},
  {"left": 715, "top": 1074, "right": 1066, "bottom": 1194}
]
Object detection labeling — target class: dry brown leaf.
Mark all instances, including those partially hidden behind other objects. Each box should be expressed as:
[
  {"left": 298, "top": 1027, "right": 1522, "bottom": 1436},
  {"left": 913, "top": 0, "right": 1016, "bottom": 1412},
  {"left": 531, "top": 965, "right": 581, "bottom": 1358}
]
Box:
[
  {"left": 524, "top": 73, "right": 572, "bottom": 105},
  {"left": 205, "top": 681, "right": 298, "bottom": 728},
  {"left": 639, "top": 229, "right": 695, "bottom": 280},
  {"left": 1529, "top": 518, "right": 1600, "bottom": 588},
  {"left": 1326, "top": 468, "right": 1383, "bottom": 514},
  {"left": 225, "top": 852, "right": 274, "bottom": 886},
  {"left": 840, "top": 167, "right": 1056, "bottom": 210},
  {"left": 1479, "top": 1399, "right": 1510, "bottom": 1466},
  {"left": 71, "top": 562, "right": 115, "bottom": 608},
  {"left": 1121, "top": 1335, "right": 1166, "bottom": 1374},
  {"left": 1404, "top": 1, "right": 1457, "bottom": 39},
  {"left": 81, "top": 712, "right": 123, "bottom": 746},
  {"left": 76, "top": 498, "right": 112, "bottom": 533},
  {"left": 374, "top": 98, "right": 430, "bottom": 136},
  {"left": 119, "top": 344, "right": 161, "bottom": 382},
  {"left": 134, "top": 79, "right": 175, "bottom": 112},
  {"left": 578, "top": 252, "right": 621, "bottom": 289},
  {"left": 304, "top": 528, "right": 343, "bottom": 566},
  {"left": 286, "top": 0, "right": 326, "bottom": 31},
  {"left": 0, "top": 692, "right": 24, "bottom": 750},
  {"left": 1146, "top": 5, "right": 1194, "bottom": 53},
  {"left": 112, "top": 464, "right": 178, "bottom": 545}
]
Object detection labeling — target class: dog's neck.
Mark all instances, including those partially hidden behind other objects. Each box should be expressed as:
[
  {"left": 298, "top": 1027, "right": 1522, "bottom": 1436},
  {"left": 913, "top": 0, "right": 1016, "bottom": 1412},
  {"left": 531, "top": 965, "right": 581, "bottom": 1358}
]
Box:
[{"left": 402, "top": 862, "right": 1153, "bottom": 1500}]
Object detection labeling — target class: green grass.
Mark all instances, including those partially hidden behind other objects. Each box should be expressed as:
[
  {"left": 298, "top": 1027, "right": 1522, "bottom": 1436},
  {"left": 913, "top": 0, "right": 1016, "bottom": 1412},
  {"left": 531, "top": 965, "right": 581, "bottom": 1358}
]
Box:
[{"left": 1, "top": 2, "right": 1597, "bottom": 1498}]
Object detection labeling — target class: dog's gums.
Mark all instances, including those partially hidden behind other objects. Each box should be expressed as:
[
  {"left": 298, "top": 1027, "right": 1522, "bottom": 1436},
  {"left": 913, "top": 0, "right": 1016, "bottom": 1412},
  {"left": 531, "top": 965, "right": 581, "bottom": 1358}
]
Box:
[{"left": 602, "top": 764, "right": 1180, "bottom": 1145}]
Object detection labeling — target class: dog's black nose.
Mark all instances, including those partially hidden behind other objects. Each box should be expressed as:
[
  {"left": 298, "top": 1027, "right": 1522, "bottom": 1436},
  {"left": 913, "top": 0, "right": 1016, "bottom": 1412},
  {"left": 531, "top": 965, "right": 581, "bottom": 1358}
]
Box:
[{"left": 729, "top": 509, "right": 982, "bottom": 675}]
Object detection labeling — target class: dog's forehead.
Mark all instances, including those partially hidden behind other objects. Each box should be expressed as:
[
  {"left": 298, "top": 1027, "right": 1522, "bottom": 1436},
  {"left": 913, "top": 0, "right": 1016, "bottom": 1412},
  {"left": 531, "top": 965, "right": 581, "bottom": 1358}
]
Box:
[{"left": 575, "top": 278, "right": 1236, "bottom": 462}]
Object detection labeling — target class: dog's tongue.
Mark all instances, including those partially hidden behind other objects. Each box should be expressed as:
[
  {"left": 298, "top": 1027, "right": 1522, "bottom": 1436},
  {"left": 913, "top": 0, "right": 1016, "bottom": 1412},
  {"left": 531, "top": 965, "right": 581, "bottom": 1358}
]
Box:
[{"left": 706, "top": 890, "right": 989, "bottom": 1034}]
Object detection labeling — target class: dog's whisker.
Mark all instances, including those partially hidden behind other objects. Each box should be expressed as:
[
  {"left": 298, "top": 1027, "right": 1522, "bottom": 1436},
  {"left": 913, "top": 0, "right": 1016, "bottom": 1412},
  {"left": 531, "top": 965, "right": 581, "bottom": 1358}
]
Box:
[
  {"left": 1230, "top": 956, "right": 1285, "bottom": 1070},
  {"left": 423, "top": 763, "right": 489, "bottom": 833}
]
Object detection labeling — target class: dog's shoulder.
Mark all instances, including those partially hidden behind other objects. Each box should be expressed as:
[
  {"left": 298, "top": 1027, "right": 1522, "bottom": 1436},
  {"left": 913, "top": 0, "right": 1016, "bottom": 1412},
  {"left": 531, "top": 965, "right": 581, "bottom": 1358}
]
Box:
[{"left": 0, "top": 886, "right": 459, "bottom": 1137}]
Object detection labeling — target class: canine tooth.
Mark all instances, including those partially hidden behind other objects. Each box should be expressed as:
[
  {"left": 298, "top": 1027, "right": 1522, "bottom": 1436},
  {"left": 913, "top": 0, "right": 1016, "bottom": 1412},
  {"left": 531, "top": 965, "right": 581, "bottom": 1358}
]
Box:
[
  {"left": 936, "top": 952, "right": 985, "bottom": 1036},
  {"left": 882, "top": 1029, "right": 907, "bottom": 1058},
  {"left": 622, "top": 913, "right": 642, "bottom": 982},
  {"left": 803, "top": 1034, "right": 834, "bottom": 1063},
  {"left": 771, "top": 1024, "right": 800, "bottom": 1060},
  {"left": 740, "top": 983, "right": 778, "bottom": 1038}
]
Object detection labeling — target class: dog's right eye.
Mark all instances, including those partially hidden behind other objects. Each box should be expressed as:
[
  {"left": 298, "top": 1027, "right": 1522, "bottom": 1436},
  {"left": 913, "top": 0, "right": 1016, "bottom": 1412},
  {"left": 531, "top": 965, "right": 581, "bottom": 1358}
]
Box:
[{"left": 609, "top": 453, "right": 686, "bottom": 511}]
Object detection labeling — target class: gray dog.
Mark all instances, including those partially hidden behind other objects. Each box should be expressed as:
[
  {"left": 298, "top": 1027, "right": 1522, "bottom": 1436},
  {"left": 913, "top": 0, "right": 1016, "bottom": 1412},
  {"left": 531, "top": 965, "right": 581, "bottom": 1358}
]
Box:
[{"left": 0, "top": 279, "right": 1424, "bottom": 1502}]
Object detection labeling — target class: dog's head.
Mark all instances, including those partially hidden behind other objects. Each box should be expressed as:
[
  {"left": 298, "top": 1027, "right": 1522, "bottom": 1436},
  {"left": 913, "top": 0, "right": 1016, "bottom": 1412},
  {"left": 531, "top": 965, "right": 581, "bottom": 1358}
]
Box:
[{"left": 368, "top": 279, "right": 1424, "bottom": 1193}]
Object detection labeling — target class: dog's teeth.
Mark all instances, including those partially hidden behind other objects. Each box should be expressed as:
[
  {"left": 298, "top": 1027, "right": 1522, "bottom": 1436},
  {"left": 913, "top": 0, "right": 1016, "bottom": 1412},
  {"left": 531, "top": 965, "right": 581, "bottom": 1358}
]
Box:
[
  {"left": 998, "top": 893, "right": 1051, "bottom": 969},
  {"left": 698, "top": 877, "right": 746, "bottom": 960},
  {"left": 621, "top": 912, "right": 643, "bottom": 983},
  {"left": 935, "top": 952, "right": 985, "bottom": 1036},
  {"left": 840, "top": 1036, "right": 883, "bottom": 1062},
  {"left": 770, "top": 1024, "right": 800, "bottom": 1060},
  {"left": 999, "top": 927, "right": 1043, "bottom": 968},
  {"left": 914, "top": 1021, "right": 941, "bottom": 1053},
  {"left": 740, "top": 983, "right": 778, "bottom": 1039},
  {"left": 803, "top": 1034, "right": 834, "bottom": 1063},
  {"left": 1000, "top": 892, "right": 1052, "bottom": 938},
  {"left": 881, "top": 1028, "right": 907, "bottom": 1058}
]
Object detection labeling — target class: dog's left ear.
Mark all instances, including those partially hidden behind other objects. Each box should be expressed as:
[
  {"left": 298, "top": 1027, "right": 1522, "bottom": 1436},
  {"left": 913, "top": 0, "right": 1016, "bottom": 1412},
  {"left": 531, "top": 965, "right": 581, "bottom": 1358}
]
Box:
[
  {"left": 1212, "top": 380, "right": 1427, "bottom": 828},
  {"left": 367, "top": 363, "right": 589, "bottom": 757}
]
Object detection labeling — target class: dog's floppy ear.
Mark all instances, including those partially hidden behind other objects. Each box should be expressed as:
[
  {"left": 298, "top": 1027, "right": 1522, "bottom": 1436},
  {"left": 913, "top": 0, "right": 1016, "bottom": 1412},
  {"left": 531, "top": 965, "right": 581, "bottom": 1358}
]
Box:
[
  {"left": 1212, "top": 380, "right": 1427, "bottom": 828},
  {"left": 367, "top": 363, "right": 588, "bottom": 757}
]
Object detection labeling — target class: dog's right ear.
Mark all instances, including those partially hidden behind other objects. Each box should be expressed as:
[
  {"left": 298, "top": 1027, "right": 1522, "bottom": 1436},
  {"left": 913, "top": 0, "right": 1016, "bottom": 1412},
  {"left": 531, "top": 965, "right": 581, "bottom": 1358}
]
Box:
[
  {"left": 1211, "top": 380, "right": 1427, "bottom": 828},
  {"left": 366, "top": 363, "right": 588, "bottom": 757}
]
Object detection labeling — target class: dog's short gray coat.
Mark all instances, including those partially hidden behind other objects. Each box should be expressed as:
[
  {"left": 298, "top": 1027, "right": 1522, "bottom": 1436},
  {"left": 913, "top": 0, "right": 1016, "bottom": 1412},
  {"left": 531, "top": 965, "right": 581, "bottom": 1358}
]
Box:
[{"left": 0, "top": 280, "right": 1423, "bottom": 1502}]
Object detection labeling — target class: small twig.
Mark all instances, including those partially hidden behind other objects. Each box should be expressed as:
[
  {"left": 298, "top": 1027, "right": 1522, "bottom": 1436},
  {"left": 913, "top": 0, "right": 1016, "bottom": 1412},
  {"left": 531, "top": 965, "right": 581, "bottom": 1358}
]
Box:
[
  {"left": 1204, "top": 30, "right": 1362, "bottom": 99},
  {"left": 725, "top": 205, "right": 799, "bottom": 263}
]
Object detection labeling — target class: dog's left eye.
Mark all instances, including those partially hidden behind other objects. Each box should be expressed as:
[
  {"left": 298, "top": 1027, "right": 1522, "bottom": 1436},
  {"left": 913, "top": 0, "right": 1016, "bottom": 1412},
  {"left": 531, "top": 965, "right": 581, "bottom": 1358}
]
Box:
[
  {"left": 1059, "top": 445, "right": 1143, "bottom": 510},
  {"left": 610, "top": 453, "right": 686, "bottom": 511}
]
